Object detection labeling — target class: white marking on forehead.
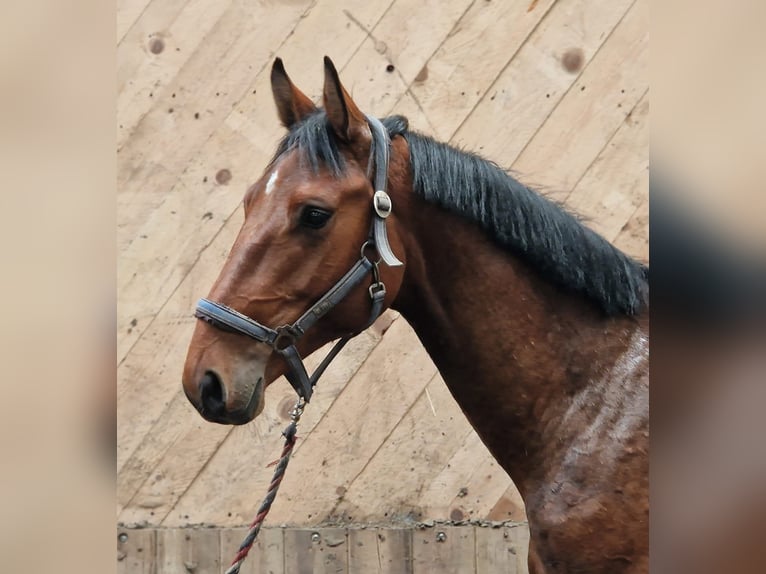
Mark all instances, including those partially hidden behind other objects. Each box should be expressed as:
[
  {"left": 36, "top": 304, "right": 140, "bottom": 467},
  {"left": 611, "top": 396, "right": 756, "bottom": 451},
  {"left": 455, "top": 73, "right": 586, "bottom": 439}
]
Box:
[{"left": 265, "top": 168, "right": 279, "bottom": 196}]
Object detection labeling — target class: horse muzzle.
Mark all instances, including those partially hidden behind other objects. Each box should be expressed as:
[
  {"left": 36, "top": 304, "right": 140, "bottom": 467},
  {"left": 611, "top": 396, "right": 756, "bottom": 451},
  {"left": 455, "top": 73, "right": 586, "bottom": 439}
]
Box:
[{"left": 183, "top": 352, "right": 267, "bottom": 425}]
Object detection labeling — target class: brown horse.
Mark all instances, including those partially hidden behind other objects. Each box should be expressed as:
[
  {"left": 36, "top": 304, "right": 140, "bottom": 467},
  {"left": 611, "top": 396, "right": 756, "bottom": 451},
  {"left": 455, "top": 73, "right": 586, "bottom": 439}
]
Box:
[{"left": 183, "top": 57, "right": 649, "bottom": 573}]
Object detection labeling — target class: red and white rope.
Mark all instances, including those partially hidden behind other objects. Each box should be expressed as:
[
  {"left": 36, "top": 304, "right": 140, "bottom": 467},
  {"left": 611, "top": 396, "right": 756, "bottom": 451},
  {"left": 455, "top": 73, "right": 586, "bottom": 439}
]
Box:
[{"left": 224, "top": 398, "right": 304, "bottom": 574}]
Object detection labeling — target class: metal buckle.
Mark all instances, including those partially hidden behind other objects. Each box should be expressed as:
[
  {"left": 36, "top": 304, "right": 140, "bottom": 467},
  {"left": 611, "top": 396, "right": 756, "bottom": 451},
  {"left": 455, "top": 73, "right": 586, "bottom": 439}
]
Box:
[
  {"left": 369, "top": 282, "right": 386, "bottom": 299},
  {"left": 373, "top": 190, "right": 392, "bottom": 219}
]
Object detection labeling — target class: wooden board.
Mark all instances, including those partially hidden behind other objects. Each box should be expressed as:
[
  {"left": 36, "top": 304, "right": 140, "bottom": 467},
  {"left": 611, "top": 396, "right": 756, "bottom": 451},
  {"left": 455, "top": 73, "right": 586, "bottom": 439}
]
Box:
[
  {"left": 117, "top": 526, "right": 531, "bottom": 573},
  {"left": 221, "top": 527, "right": 284, "bottom": 574},
  {"left": 408, "top": 0, "right": 559, "bottom": 142},
  {"left": 417, "top": 431, "right": 515, "bottom": 522},
  {"left": 512, "top": 0, "right": 649, "bottom": 192},
  {"left": 348, "top": 529, "right": 414, "bottom": 574},
  {"left": 283, "top": 528, "right": 349, "bottom": 574},
  {"left": 156, "top": 527, "right": 221, "bottom": 573},
  {"left": 117, "top": 528, "right": 156, "bottom": 574},
  {"left": 453, "top": 0, "right": 636, "bottom": 165},
  {"left": 331, "top": 375, "right": 474, "bottom": 523},
  {"left": 412, "top": 526, "right": 475, "bottom": 574},
  {"left": 475, "top": 525, "right": 530, "bottom": 574},
  {"left": 565, "top": 91, "right": 650, "bottom": 244}
]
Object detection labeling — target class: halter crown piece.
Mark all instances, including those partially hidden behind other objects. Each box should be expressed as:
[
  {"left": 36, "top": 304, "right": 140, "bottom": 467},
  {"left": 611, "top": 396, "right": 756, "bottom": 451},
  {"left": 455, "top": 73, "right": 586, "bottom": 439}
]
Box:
[{"left": 194, "top": 115, "right": 402, "bottom": 402}]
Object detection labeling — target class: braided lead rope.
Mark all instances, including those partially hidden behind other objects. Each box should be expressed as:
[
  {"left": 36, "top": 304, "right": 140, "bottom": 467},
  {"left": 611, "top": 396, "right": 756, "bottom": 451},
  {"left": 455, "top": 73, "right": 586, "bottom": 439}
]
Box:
[{"left": 224, "top": 398, "right": 305, "bottom": 574}]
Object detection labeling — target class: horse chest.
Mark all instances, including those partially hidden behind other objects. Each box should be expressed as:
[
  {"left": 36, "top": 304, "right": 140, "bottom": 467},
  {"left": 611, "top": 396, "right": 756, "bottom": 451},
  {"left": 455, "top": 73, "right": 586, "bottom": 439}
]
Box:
[
  {"left": 523, "top": 334, "right": 649, "bottom": 572},
  {"left": 527, "top": 479, "right": 647, "bottom": 573}
]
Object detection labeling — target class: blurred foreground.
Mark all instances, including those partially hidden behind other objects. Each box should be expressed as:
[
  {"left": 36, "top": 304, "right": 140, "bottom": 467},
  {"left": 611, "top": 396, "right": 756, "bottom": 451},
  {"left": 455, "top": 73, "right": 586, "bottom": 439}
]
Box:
[{"left": 652, "top": 2, "right": 766, "bottom": 571}]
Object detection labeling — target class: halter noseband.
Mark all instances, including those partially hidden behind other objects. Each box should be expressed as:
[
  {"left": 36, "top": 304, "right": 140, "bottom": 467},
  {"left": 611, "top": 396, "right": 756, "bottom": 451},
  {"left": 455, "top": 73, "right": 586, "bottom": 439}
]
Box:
[{"left": 194, "top": 116, "right": 402, "bottom": 402}]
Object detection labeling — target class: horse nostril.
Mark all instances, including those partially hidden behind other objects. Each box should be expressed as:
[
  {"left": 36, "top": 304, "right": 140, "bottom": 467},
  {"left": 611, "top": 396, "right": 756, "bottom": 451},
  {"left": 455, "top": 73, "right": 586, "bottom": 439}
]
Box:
[{"left": 199, "top": 371, "right": 226, "bottom": 416}]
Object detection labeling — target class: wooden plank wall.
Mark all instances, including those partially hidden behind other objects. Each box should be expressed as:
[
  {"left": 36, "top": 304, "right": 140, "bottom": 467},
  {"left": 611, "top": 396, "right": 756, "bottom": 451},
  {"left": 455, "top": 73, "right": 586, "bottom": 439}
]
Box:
[
  {"left": 118, "top": 0, "right": 648, "bottom": 540},
  {"left": 118, "top": 525, "right": 530, "bottom": 573}
]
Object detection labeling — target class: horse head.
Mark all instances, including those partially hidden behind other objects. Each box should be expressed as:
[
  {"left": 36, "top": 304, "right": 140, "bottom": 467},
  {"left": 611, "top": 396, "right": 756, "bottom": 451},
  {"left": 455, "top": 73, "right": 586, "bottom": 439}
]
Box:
[{"left": 183, "top": 58, "right": 408, "bottom": 424}]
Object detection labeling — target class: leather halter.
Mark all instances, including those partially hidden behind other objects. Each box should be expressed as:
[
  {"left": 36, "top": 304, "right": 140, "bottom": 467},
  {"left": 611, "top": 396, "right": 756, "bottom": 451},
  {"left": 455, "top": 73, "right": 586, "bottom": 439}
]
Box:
[{"left": 194, "top": 116, "right": 402, "bottom": 403}]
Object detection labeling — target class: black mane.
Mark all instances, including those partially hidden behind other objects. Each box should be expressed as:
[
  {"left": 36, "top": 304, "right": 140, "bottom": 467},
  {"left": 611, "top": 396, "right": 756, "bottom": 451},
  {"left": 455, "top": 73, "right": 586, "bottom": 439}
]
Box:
[{"left": 272, "top": 112, "right": 649, "bottom": 316}]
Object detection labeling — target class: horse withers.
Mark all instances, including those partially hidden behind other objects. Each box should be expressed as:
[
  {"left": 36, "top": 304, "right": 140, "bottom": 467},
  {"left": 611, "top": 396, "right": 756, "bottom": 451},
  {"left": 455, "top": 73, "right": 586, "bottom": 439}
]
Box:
[{"left": 183, "top": 57, "right": 649, "bottom": 573}]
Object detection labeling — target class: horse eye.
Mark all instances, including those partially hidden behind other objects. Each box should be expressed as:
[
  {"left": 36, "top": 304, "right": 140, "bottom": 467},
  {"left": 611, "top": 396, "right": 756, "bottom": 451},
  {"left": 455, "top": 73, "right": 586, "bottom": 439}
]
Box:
[{"left": 299, "top": 206, "right": 332, "bottom": 229}]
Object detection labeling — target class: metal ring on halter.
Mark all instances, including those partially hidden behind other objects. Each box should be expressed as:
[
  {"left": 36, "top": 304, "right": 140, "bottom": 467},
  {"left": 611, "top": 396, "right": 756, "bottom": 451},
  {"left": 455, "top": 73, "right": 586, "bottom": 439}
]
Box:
[
  {"left": 273, "top": 327, "right": 297, "bottom": 351},
  {"left": 359, "top": 240, "right": 382, "bottom": 264}
]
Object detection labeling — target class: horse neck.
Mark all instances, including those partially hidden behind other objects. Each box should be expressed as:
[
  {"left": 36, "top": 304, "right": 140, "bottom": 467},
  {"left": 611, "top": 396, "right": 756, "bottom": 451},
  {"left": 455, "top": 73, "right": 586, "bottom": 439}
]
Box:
[{"left": 390, "top": 197, "right": 648, "bottom": 497}]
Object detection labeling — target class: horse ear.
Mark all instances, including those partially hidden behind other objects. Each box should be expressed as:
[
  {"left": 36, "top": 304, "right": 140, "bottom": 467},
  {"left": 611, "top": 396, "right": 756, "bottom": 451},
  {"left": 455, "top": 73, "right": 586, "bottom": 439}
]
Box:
[
  {"left": 322, "top": 56, "right": 369, "bottom": 143},
  {"left": 270, "top": 58, "right": 317, "bottom": 128}
]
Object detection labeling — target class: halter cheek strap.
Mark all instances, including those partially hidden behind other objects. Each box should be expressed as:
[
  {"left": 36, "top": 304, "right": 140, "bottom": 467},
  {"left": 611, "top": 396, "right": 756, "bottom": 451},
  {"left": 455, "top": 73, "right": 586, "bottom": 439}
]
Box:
[
  {"left": 194, "top": 115, "right": 401, "bottom": 402},
  {"left": 368, "top": 115, "right": 403, "bottom": 267}
]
